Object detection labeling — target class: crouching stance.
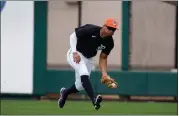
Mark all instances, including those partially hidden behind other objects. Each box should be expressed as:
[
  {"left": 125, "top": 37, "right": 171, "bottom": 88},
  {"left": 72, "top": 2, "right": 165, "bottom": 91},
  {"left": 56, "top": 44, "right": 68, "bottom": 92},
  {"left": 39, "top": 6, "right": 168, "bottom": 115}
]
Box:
[{"left": 58, "top": 18, "right": 118, "bottom": 110}]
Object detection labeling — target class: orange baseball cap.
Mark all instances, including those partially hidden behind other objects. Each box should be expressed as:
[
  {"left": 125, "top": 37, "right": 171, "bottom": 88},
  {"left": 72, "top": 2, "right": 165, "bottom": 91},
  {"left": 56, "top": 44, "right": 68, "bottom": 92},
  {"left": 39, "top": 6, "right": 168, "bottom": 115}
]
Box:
[{"left": 104, "top": 18, "right": 118, "bottom": 29}]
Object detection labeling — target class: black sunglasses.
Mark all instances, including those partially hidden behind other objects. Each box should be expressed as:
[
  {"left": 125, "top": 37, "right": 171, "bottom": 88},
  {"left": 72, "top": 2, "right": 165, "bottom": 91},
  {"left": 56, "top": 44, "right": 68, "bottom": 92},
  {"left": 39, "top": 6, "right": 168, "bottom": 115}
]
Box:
[{"left": 106, "top": 26, "right": 116, "bottom": 32}]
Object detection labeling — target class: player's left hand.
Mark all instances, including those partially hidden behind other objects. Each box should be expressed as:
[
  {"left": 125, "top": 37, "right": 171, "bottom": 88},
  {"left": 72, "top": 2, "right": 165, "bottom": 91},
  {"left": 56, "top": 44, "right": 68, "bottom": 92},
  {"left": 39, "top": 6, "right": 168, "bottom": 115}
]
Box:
[{"left": 101, "top": 75, "right": 118, "bottom": 88}]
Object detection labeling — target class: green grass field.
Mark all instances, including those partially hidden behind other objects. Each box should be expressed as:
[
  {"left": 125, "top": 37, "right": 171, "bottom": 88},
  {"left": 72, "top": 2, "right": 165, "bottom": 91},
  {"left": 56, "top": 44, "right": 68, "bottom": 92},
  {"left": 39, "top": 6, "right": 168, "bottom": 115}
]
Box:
[{"left": 1, "top": 99, "right": 177, "bottom": 115}]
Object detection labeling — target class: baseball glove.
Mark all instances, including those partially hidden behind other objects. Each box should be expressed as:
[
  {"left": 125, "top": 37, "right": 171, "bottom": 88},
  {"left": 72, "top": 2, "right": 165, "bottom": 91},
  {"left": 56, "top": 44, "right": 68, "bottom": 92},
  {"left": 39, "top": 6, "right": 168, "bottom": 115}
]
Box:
[{"left": 101, "top": 75, "right": 118, "bottom": 88}]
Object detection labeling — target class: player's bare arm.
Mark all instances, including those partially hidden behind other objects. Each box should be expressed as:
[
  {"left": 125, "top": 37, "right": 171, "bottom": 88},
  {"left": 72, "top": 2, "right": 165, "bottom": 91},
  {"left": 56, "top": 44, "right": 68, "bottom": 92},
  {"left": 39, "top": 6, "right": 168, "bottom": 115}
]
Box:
[
  {"left": 99, "top": 52, "right": 108, "bottom": 77},
  {"left": 99, "top": 52, "right": 117, "bottom": 88}
]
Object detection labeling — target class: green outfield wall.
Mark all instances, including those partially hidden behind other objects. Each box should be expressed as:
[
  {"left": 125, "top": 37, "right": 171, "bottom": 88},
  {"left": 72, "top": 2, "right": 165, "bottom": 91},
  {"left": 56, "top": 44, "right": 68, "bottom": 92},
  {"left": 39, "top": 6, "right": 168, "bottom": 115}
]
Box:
[{"left": 34, "top": 70, "right": 177, "bottom": 96}]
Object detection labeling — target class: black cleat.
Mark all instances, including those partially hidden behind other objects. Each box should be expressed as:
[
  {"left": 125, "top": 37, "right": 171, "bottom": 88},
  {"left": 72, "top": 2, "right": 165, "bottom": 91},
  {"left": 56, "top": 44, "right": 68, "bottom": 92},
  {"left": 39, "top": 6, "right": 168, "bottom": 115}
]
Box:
[
  {"left": 58, "top": 87, "right": 67, "bottom": 108},
  {"left": 94, "top": 95, "right": 102, "bottom": 110}
]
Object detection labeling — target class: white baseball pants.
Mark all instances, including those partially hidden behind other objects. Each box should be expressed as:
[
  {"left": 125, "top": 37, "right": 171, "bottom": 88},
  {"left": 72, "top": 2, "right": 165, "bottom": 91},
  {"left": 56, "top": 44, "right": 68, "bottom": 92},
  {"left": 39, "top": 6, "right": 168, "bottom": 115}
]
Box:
[{"left": 67, "top": 48, "right": 94, "bottom": 91}]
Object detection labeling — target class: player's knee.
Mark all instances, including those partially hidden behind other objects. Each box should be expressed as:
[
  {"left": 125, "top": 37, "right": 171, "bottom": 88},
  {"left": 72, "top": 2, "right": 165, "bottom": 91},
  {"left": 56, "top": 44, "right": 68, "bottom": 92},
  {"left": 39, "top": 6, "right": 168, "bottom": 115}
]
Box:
[
  {"left": 79, "top": 71, "right": 89, "bottom": 77},
  {"left": 81, "top": 75, "right": 90, "bottom": 84},
  {"left": 81, "top": 75, "right": 89, "bottom": 79}
]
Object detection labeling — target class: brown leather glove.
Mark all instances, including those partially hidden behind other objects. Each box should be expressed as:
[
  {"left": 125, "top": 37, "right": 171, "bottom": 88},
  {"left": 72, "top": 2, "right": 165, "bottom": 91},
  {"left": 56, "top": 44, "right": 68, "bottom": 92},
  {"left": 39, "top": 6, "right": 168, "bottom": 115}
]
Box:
[{"left": 101, "top": 75, "right": 118, "bottom": 88}]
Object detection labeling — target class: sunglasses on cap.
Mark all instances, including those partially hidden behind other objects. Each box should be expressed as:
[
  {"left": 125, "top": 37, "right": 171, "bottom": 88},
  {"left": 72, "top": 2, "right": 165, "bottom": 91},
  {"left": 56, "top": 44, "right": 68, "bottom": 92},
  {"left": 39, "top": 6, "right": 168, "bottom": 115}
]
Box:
[{"left": 106, "top": 26, "right": 116, "bottom": 32}]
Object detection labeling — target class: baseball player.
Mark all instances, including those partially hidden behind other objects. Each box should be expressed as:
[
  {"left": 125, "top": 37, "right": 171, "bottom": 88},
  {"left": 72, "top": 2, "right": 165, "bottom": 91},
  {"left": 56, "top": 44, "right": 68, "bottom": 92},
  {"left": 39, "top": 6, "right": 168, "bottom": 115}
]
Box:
[{"left": 58, "top": 18, "right": 118, "bottom": 110}]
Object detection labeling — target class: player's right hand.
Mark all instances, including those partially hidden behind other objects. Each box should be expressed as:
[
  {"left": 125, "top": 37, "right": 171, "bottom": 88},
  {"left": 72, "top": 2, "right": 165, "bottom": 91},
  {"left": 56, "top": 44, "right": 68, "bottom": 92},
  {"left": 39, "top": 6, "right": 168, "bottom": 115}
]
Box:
[{"left": 73, "top": 52, "right": 81, "bottom": 64}]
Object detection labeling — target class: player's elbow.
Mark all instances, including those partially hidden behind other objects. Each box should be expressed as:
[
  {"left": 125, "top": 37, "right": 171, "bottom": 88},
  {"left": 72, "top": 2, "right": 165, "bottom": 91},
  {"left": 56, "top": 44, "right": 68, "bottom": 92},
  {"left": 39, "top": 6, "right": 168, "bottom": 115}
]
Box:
[{"left": 100, "top": 52, "right": 108, "bottom": 59}]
